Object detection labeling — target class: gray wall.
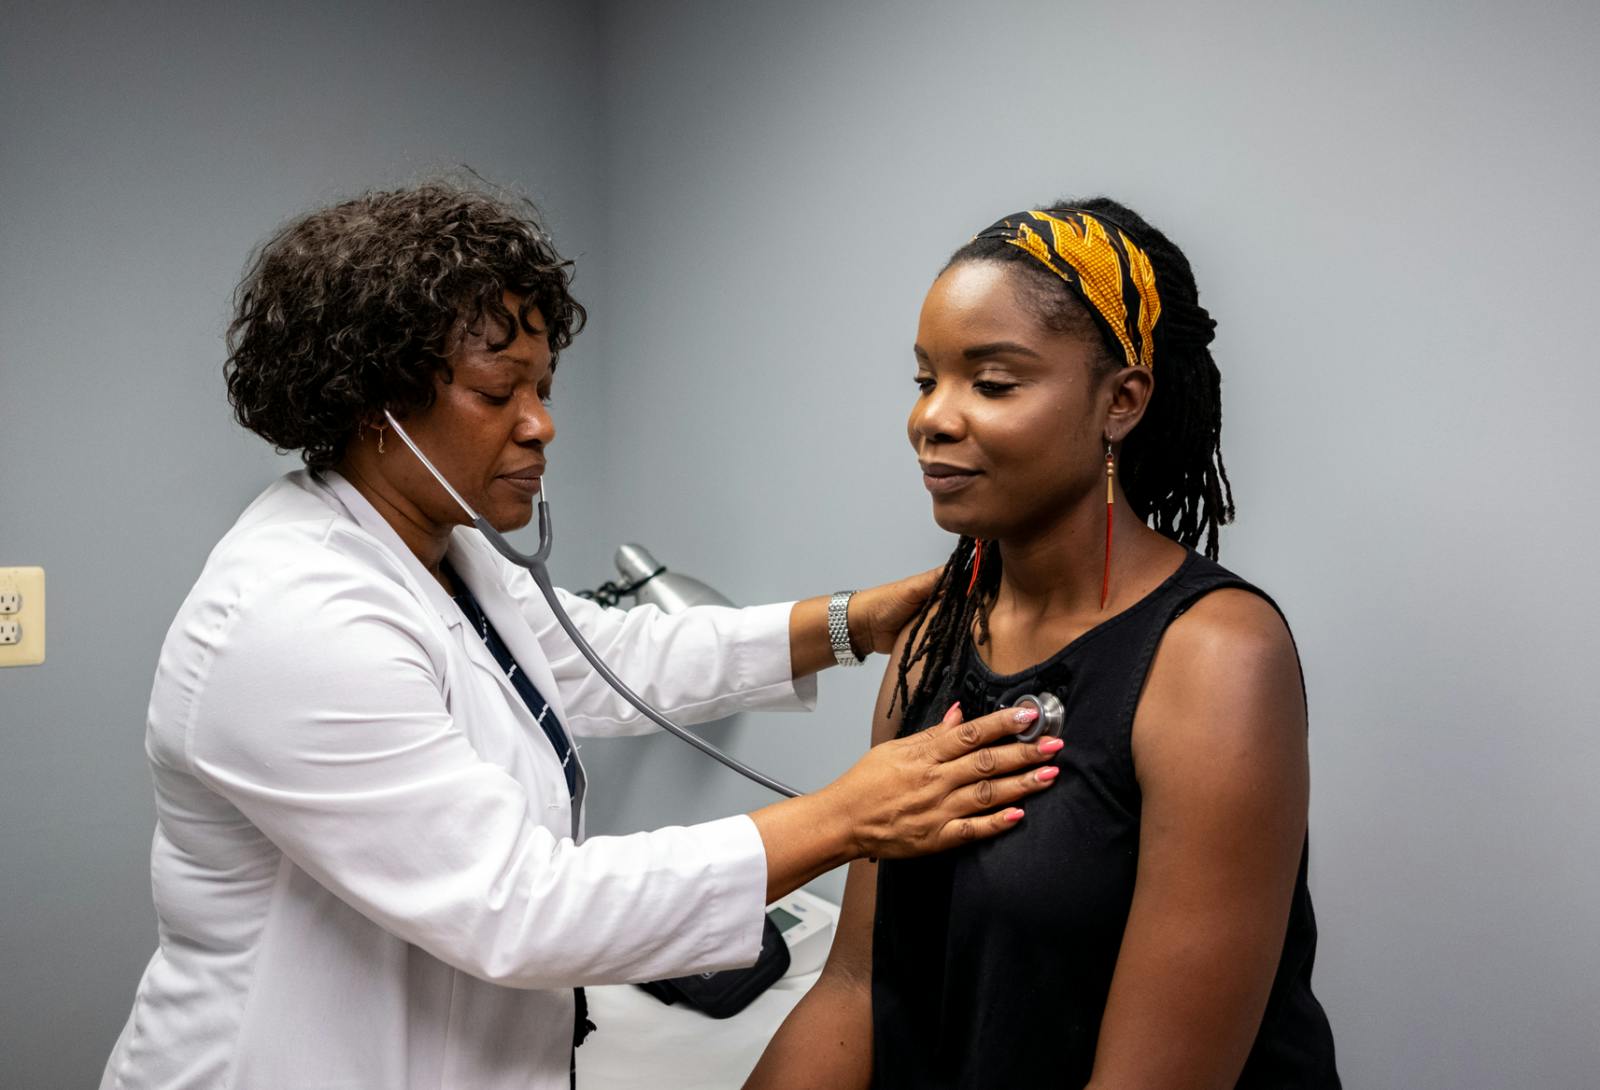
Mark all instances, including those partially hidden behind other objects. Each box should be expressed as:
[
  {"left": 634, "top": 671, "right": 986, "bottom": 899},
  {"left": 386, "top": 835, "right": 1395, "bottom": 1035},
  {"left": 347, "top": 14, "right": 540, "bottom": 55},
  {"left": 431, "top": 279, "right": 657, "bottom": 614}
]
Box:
[
  {"left": 578, "top": 3, "right": 1600, "bottom": 1089},
  {"left": 3, "top": 2, "right": 1597, "bottom": 1088},
  {"left": 0, "top": 3, "right": 612, "bottom": 1085}
]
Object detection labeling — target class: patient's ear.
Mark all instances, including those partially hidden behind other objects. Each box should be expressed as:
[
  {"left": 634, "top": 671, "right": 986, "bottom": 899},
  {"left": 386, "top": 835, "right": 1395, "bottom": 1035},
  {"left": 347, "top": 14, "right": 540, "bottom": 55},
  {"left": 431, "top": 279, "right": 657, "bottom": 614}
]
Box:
[{"left": 1105, "top": 367, "right": 1154, "bottom": 438}]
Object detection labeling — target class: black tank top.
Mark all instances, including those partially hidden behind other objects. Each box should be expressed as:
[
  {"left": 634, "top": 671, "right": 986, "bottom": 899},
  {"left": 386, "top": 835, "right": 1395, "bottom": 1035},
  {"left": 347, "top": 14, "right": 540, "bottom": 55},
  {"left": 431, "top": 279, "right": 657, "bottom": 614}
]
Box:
[{"left": 871, "top": 552, "right": 1339, "bottom": 1088}]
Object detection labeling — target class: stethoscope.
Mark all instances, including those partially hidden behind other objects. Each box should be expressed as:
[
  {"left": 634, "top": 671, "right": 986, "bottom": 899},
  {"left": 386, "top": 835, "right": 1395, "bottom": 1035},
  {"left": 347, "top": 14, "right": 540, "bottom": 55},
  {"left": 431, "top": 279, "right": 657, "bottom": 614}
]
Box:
[{"left": 384, "top": 411, "right": 1065, "bottom": 799}]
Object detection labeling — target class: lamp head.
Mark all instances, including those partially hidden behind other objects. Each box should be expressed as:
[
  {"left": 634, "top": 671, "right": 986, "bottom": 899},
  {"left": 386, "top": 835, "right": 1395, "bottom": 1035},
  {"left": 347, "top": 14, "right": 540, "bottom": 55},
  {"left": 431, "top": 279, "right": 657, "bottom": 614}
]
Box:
[{"left": 615, "top": 544, "right": 733, "bottom": 612}]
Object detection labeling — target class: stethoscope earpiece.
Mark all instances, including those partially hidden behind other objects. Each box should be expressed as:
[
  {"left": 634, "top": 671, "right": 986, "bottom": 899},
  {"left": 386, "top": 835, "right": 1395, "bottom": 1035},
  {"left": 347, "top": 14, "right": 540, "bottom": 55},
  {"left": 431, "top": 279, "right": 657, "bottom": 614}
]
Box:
[{"left": 1012, "top": 691, "right": 1065, "bottom": 744}]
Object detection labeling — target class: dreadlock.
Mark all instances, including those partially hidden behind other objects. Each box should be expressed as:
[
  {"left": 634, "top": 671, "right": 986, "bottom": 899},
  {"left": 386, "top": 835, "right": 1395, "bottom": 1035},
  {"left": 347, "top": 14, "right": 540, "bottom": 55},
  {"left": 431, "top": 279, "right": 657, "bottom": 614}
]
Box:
[{"left": 890, "top": 197, "right": 1234, "bottom": 727}]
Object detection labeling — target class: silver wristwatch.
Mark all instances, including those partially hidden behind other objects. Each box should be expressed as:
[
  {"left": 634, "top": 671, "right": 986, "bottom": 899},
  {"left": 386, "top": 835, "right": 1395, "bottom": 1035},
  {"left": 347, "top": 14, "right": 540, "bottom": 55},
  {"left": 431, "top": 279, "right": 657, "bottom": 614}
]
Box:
[{"left": 827, "top": 590, "right": 866, "bottom": 667}]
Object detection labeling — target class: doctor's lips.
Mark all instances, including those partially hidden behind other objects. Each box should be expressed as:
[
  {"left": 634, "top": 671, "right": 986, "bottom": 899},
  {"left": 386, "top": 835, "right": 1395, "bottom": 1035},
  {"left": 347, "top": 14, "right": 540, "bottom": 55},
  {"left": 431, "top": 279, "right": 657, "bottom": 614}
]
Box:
[
  {"left": 920, "top": 461, "right": 981, "bottom": 495},
  {"left": 498, "top": 463, "right": 545, "bottom": 496}
]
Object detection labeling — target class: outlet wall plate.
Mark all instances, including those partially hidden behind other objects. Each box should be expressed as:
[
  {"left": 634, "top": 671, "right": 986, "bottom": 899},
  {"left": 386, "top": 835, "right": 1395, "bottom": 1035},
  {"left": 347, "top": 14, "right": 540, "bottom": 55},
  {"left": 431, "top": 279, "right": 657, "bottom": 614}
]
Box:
[{"left": 0, "top": 567, "right": 45, "bottom": 667}]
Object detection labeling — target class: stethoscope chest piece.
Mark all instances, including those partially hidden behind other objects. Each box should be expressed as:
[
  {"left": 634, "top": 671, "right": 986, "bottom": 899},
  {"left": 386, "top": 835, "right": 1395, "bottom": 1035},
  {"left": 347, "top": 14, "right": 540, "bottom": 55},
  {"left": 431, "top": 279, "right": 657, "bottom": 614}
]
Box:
[{"left": 1012, "top": 691, "right": 1065, "bottom": 744}]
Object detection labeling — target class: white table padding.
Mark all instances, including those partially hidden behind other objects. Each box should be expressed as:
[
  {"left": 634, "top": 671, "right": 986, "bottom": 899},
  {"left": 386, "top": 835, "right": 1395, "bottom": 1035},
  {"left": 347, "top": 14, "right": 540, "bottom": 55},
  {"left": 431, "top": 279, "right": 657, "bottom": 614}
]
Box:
[
  {"left": 575, "top": 969, "right": 824, "bottom": 1090},
  {"left": 578, "top": 890, "right": 842, "bottom": 1089}
]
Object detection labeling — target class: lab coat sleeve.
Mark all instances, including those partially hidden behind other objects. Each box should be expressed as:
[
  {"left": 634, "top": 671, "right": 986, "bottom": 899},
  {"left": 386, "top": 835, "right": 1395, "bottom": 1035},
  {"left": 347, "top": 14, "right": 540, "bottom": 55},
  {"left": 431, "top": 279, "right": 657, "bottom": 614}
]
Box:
[
  {"left": 496, "top": 554, "right": 818, "bottom": 737},
  {"left": 182, "top": 557, "right": 767, "bottom": 988}
]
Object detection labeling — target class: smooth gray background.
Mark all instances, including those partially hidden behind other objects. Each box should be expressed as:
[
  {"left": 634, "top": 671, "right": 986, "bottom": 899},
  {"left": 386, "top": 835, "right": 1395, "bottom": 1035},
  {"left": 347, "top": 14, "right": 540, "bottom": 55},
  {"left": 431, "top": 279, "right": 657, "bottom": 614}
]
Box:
[{"left": 3, "top": 2, "right": 1597, "bottom": 1087}]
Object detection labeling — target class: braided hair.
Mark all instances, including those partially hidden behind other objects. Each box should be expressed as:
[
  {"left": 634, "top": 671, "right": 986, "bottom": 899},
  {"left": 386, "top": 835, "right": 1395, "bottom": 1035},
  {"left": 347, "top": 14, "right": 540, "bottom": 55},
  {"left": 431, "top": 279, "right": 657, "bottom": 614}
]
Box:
[{"left": 889, "top": 197, "right": 1234, "bottom": 725}]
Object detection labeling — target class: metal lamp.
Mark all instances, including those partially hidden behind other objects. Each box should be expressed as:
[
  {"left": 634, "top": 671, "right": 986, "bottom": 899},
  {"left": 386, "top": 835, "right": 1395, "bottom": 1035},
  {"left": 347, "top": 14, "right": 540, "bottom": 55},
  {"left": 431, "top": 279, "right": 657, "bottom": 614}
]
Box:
[{"left": 580, "top": 545, "right": 733, "bottom": 612}]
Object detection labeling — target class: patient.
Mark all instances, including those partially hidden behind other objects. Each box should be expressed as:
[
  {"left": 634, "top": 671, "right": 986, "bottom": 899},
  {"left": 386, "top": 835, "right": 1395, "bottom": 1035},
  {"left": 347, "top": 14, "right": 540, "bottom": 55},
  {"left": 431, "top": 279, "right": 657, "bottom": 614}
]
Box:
[{"left": 746, "top": 200, "right": 1339, "bottom": 1089}]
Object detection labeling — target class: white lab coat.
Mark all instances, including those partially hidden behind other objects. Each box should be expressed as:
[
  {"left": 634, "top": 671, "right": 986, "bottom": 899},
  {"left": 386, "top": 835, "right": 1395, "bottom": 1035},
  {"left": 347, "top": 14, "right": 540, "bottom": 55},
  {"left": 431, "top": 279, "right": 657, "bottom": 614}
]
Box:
[{"left": 99, "top": 470, "right": 816, "bottom": 1090}]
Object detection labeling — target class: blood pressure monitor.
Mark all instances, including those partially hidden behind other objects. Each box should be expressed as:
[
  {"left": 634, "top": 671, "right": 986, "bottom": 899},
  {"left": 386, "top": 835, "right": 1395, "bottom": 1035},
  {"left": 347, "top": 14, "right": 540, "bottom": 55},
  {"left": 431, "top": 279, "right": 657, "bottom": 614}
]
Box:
[{"left": 766, "top": 888, "right": 837, "bottom": 977}]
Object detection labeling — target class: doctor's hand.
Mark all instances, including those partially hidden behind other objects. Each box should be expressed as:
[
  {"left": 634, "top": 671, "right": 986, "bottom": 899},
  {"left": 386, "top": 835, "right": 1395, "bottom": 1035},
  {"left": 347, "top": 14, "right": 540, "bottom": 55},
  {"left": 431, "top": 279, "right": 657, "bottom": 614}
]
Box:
[
  {"left": 848, "top": 567, "right": 942, "bottom": 656},
  {"left": 823, "top": 700, "right": 1060, "bottom": 858},
  {"left": 750, "top": 702, "right": 1060, "bottom": 901}
]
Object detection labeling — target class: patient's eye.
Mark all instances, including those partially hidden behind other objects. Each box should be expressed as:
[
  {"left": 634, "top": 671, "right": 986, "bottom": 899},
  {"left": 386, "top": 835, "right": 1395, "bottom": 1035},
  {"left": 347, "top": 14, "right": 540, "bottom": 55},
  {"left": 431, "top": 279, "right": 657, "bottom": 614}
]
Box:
[
  {"left": 973, "top": 380, "right": 1018, "bottom": 396},
  {"left": 913, "top": 375, "right": 935, "bottom": 394}
]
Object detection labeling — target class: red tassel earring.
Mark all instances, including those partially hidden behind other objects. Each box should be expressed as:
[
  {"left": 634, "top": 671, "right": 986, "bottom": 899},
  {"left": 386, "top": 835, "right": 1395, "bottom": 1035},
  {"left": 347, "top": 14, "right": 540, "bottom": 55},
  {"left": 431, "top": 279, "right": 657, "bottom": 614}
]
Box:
[
  {"left": 1101, "top": 439, "right": 1115, "bottom": 610},
  {"left": 967, "top": 539, "right": 985, "bottom": 595}
]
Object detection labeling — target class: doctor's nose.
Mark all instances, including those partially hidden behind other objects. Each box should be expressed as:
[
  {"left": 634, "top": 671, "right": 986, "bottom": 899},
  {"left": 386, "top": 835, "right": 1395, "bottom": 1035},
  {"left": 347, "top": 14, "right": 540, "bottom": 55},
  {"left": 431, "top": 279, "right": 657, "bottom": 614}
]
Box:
[{"left": 514, "top": 394, "right": 555, "bottom": 448}]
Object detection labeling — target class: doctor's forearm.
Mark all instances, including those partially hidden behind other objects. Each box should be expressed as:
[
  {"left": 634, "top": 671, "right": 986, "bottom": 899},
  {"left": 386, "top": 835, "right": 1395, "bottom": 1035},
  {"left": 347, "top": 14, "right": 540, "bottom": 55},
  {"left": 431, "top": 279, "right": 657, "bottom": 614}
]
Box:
[
  {"left": 749, "top": 790, "right": 857, "bottom": 903},
  {"left": 788, "top": 596, "right": 863, "bottom": 678},
  {"left": 788, "top": 571, "right": 941, "bottom": 678}
]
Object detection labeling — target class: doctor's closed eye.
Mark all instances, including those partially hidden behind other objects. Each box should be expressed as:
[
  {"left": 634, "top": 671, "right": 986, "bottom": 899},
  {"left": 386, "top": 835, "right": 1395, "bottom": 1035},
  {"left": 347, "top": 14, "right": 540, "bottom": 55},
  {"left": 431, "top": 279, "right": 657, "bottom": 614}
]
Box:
[{"left": 473, "top": 388, "right": 554, "bottom": 407}]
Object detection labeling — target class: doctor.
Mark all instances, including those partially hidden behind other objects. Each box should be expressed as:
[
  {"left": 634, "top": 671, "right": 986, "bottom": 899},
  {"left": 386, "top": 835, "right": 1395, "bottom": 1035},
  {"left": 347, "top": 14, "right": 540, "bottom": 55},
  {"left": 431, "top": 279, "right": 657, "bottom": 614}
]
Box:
[{"left": 99, "top": 182, "right": 1060, "bottom": 1090}]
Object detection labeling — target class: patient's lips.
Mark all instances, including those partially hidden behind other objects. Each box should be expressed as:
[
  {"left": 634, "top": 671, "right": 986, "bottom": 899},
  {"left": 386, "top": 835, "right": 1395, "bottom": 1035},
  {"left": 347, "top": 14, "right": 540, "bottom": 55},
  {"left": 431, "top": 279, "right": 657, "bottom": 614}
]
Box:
[{"left": 921, "top": 460, "right": 981, "bottom": 495}]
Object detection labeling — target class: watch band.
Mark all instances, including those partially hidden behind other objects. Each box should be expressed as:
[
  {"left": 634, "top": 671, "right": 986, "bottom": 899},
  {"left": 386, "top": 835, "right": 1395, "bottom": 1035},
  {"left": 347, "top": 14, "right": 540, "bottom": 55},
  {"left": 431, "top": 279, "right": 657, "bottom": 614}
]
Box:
[{"left": 827, "top": 590, "right": 865, "bottom": 667}]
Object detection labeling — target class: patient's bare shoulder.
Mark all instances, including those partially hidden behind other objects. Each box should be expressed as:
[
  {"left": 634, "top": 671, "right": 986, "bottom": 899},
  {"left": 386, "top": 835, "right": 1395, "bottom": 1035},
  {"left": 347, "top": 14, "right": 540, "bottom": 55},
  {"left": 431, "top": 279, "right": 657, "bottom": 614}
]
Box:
[{"left": 1133, "top": 587, "right": 1306, "bottom": 779}]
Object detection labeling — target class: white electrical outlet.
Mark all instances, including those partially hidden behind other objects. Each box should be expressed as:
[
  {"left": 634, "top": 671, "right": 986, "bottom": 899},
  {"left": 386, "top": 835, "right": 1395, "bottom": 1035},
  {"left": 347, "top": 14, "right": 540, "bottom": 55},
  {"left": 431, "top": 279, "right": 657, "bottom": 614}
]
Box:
[{"left": 0, "top": 567, "right": 45, "bottom": 667}]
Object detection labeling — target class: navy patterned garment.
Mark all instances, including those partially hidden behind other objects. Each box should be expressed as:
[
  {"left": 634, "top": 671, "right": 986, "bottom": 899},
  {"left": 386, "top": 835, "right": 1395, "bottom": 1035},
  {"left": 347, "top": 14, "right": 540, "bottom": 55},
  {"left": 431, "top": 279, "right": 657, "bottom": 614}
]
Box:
[
  {"left": 443, "top": 563, "right": 593, "bottom": 1062},
  {"left": 445, "top": 562, "right": 576, "bottom": 798}
]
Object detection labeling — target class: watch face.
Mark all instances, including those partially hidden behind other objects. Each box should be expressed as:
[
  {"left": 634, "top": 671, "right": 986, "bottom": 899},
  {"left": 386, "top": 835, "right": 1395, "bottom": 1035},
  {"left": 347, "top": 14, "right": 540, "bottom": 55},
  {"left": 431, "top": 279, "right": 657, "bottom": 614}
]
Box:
[{"left": 768, "top": 906, "right": 803, "bottom": 933}]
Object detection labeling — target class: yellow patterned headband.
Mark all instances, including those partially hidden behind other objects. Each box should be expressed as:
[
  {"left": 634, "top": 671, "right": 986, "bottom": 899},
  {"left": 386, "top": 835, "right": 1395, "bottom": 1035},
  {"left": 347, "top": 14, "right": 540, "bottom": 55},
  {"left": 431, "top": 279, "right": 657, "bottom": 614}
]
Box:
[{"left": 975, "top": 209, "right": 1162, "bottom": 370}]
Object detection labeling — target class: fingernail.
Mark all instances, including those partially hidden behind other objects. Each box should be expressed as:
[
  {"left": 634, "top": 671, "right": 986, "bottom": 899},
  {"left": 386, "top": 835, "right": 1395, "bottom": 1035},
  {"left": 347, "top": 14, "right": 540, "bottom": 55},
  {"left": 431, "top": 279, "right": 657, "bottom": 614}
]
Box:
[
  {"left": 1014, "top": 707, "right": 1038, "bottom": 724},
  {"left": 945, "top": 701, "right": 962, "bottom": 720},
  {"left": 1038, "top": 737, "right": 1065, "bottom": 754},
  {"left": 1036, "top": 766, "right": 1060, "bottom": 783},
  {"left": 1004, "top": 808, "right": 1025, "bottom": 822}
]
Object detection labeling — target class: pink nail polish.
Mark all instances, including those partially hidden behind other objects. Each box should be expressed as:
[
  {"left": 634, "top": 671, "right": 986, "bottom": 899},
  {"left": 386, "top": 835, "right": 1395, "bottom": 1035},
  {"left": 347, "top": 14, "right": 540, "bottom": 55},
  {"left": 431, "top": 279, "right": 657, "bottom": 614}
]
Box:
[
  {"left": 1014, "top": 707, "right": 1038, "bottom": 724},
  {"left": 1039, "top": 737, "right": 1065, "bottom": 754},
  {"left": 1036, "top": 766, "right": 1060, "bottom": 783},
  {"left": 1005, "top": 808, "right": 1025, "bottom": 822},
  {"left": 945, "top": 701, "right": 962, "bottom": 720}
]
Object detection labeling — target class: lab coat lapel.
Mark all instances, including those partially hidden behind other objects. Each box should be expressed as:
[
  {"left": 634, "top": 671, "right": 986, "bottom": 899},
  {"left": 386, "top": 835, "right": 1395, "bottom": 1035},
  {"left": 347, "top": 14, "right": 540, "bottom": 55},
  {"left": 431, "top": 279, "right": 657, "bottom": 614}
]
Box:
[
  {"left": 317, "top": 472, "right": 460, "bottom": 631},
  {"left": 448, "top": 533, "right": 588, "bottom": 838},
  {"left": 315, "top": 474, "right": 529, "bottom": 756},
  {"left": 316, "top": 472, "right": 586, "bottom": 838},
  {"left": 446, "top": 536, "right": 569, "bottom": 731}
]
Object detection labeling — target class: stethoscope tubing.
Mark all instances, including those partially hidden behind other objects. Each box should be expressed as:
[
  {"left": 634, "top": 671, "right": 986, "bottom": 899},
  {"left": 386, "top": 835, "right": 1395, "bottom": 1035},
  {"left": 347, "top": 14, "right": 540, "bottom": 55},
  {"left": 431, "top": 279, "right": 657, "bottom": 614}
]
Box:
[{"left": 384, "top": 411, "right": 804, "bottom": 798}]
